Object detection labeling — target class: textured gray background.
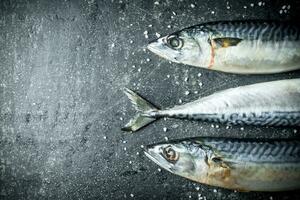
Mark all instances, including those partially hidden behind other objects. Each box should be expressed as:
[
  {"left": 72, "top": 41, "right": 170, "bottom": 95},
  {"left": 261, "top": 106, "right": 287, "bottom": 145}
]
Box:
[{"left": 1, "top": 0, "right": 300, "bottom": 199}]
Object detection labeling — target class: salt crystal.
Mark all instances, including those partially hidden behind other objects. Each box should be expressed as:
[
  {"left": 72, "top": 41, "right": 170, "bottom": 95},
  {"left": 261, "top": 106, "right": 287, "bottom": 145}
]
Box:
[
  {"left": 185, "top": 91, "right": 190, "bottom": 95},
  {"left": 191, "top": 4, "right": 195, "bottom": 8},
  {"left": 154, "top": 1, "right": 159, "bottom": 5},
  {"left": 293, "top": 129, "right": 298, "bottom": 133},
  {"left": 163, "top": 127, "right": 168, "bottom": 132},
  {"left": 155, "top": 32, "right": 161, "bottom": 38}
]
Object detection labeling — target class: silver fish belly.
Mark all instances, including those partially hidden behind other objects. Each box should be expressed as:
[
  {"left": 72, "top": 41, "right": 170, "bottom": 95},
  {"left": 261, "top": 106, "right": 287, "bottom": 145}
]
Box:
[
  {"left": 122, "top": 79, "right": 300, "bottom": 132},
  {"left": 147, "top": 21, "right": 300, "bottom": 74},
  {"left": 145, "top": 137, "right": 300, "bottom": 191}
]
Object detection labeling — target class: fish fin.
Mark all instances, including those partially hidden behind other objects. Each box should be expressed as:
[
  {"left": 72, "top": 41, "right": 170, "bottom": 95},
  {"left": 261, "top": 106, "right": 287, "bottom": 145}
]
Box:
[
  {"left": 122, "top": 88, "right": 159, "bottom": 132},
  {"left": 211, "top": 156, "right": 235, "bottom": 169},
  {"left": 211, "top": 37, "right": 243, "bottom": 48}
]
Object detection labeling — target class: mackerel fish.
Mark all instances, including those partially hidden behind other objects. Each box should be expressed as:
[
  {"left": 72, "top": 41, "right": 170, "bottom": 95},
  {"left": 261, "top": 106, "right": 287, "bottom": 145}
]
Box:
[
  {"left": 145, "top": 137, "right": 300, "bottom": 191},
  {"left": 122, "top": 79, "right": 300, "bottom": 132},
  {"left": 148, "top": 21, "right": 300, "bottom": 74}
]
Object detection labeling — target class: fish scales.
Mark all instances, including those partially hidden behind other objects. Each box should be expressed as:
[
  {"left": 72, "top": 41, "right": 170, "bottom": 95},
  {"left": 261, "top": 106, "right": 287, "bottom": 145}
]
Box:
[
  {"left": 188, "top": 21, "right": 299, "bottom": 41},
  {"left": 203, "top": 138, "right": 300, "bottom": 163}
]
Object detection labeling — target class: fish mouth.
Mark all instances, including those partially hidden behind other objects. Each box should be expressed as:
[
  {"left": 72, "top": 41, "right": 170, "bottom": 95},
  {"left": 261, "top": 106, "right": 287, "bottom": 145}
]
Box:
[
  {"left": 144, "top": 148, "right": 174, "bottom": 174},
  {"left": 147, "top": 43, "right": 180, "bottom": 64}
]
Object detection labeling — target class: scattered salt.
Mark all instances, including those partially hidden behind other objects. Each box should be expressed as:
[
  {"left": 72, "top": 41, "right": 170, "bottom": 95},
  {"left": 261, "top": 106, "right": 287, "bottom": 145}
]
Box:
[
  {"left": 163, "top": 127, "right": 168, "bottom": 132},
  {"left": 154, "top": 1, "right": 159, "bottom": 5},
  {"left": 191, "top": 4, "right": 195, "bottom": 8},
  {"left": 155, "top": 32, "right": 161, "bottom": 38},
  {"left": 185, "top": 91, "right": 190, "bottom": 95},
  {"left": 293, "top": 129, "right": 298, "bottom": 133},
  {"left": 164, "top": 137, "right": 168, "bottom": 141}
]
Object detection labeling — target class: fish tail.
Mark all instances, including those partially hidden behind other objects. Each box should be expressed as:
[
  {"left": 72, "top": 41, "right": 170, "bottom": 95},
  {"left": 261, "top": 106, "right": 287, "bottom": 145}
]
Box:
[{"left": 122, "top": 88, "right": 159, "bottom": 132}]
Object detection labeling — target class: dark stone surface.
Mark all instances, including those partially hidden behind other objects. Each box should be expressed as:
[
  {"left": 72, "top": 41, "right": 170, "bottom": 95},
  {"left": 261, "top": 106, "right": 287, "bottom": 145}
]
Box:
[{"left": 0, "top": 0, "right": 300, "bottom": 199}]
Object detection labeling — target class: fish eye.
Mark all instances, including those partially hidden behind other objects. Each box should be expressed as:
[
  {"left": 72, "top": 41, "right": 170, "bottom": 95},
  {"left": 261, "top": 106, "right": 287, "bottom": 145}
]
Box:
[
  {"left": 163, "top": 146, "right": 179, "bottom": 162},
  {"left": 166, "top": 35, "right": 184, "bottom": 50}
]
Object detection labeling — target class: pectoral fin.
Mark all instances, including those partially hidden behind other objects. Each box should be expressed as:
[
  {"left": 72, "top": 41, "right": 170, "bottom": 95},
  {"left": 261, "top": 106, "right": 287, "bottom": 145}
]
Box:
[
  {"left": 210, "top": 37, "right": 243, "bottom": 48},
  {"left": 211, "top": 156, "right": 235, "bottom": 169}
]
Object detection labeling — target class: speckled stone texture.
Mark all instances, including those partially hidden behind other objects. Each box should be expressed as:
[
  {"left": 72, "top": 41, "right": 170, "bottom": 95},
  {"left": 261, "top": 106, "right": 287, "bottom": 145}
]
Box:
[{"left": 0, "top": 0, "right": 300, "bottom": 199}]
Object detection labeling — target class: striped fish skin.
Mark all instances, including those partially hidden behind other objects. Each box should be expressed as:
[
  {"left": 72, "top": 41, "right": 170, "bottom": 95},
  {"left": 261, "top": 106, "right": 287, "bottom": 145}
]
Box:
[
  {"left": 151, "top": 78, "right": 300, "bottom": 127},
  {"left": 147, "top": 20, "right": 300, "bottom": 74},
  {"left": 145, "top": 137, "right": 300, "bottom": 191}
]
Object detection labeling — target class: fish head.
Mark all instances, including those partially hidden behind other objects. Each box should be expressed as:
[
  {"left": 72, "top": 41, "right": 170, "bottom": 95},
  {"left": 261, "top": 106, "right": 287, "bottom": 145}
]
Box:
[
  {"left": 147, "top": 30, "right": 211, "bottom": 67},
  {"left": 145, "top": 139, "right": 210, "bottom": 182}
]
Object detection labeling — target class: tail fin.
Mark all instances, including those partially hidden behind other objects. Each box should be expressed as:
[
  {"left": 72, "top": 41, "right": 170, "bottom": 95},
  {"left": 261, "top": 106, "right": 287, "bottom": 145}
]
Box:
[{"left": 122, "top": 88, "right": 159, "bottom": 132}]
